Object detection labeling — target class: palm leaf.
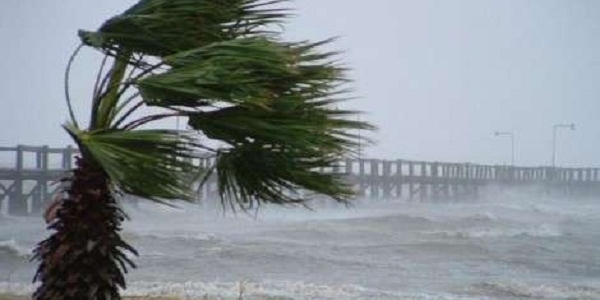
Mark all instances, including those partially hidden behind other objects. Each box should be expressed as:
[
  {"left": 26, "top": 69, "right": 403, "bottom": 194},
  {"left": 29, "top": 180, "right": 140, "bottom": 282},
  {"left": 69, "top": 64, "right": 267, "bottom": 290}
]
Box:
[
  {"left": 188, "top": 101, "right": 372, "bottom": 152},
  {"left": 79, "top": 0, "right": 289, "bottom": 58},
  {"left": 213, "top": 143, "right": 353, "bottom": 210},
  {"left": 72, "top": 129, "right": 205, "bottom": 202},
  {"left": 136, "top": 37, "right": 344, "bottom": 108}
]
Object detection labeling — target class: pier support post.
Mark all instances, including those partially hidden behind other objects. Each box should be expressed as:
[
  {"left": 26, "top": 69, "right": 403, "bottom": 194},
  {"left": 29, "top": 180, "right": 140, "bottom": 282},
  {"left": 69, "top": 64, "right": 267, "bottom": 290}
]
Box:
[{"left": 8, "top": 145, "right": 27, "bottom": 216}]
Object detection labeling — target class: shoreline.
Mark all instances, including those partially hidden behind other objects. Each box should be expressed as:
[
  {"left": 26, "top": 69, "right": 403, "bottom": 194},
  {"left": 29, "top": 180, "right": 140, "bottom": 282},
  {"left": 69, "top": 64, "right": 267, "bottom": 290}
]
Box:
[{"left": 0, "top": 296, "right": 182, "bottom": 300}]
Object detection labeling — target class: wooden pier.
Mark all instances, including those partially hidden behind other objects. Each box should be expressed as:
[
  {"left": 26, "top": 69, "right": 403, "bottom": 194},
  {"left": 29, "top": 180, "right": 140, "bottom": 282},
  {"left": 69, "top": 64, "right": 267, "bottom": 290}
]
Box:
[
  {"left": 0, "top": 145, "right": 77, "bottom": 215},
  {"left": 1, "top": 145, "right": 599, "bottom": 216}
]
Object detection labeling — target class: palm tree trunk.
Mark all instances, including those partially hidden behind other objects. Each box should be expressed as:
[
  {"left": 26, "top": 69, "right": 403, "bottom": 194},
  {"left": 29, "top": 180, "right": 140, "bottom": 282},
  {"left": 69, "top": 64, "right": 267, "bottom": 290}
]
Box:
[{"left": 33, "top": 156, "right": 137, "bottom": 300}]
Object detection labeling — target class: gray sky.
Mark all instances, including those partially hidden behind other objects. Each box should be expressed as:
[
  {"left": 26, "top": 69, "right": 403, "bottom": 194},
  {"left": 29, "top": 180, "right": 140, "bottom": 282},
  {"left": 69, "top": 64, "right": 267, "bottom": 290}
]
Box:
[{"left": 1, "top": 1, "right": 599, "bottom": 167}]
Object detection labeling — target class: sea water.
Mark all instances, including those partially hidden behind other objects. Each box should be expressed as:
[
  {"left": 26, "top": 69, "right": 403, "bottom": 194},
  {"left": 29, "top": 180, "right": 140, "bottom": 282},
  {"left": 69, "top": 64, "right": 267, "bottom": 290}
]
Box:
[{"left": 1, "top": 192, "right": 599, "bottom": 299}]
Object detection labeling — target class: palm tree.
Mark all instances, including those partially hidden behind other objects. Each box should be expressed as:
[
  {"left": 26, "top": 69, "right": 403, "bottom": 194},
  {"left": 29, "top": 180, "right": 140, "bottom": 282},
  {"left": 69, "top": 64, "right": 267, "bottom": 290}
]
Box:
[{"left": 32, "top": 0, "right": 373, "bottom": 299}]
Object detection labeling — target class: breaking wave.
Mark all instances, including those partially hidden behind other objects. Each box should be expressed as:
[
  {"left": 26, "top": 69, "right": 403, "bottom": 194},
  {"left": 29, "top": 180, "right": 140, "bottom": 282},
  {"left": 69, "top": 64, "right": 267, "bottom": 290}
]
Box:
[
  {"left": 466, "top": 281, "right": 600, "bottom": 299},
  {"left": 5, "top": 279, "right": 598, "bottom": 299},
  {"left": 0, "top": 280, "right": 488, "bottom": 300},
  {"left": 423, "top": 223, "right": 562, "bottom": 239},
  {"left": 0, "top": 239, "right": 32, "bottom": 259}
]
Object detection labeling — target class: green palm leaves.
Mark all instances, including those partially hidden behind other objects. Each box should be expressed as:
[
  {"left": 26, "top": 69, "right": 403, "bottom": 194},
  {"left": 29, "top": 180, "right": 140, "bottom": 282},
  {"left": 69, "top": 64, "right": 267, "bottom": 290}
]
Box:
[
  {"left": 79, "top": 0, "right": 288, "bottom": 57},
  {"left": 214, "top": 144, "right": 352, "bottom": 209},
  {"left": 34, "top": 2, "right": 373, "bottom": 298},
  {"left": 69, "top": 0, "right": 373, "bottom": 208},
  {"left": 76, "top": 129, "right": 201, "bottom": 202}
]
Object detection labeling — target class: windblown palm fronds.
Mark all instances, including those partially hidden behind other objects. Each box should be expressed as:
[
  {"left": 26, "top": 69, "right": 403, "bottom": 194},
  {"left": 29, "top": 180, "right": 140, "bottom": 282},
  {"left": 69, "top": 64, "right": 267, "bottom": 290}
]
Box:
[{"left": 33, "top": 1, "right": 373, "bottom": 299}]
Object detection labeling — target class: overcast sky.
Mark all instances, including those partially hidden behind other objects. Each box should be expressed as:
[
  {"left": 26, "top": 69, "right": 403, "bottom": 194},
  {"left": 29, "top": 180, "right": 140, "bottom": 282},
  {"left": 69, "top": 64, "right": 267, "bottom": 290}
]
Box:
[{"left": 1, "top": 1, "right": 599, "bottom": 167}]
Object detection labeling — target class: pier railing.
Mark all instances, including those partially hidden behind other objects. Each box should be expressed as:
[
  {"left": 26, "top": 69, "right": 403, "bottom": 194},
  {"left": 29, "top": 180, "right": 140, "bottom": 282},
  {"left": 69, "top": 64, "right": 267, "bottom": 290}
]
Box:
[{"left": 1, "top": 145, "right": 599, "bottom": 215}]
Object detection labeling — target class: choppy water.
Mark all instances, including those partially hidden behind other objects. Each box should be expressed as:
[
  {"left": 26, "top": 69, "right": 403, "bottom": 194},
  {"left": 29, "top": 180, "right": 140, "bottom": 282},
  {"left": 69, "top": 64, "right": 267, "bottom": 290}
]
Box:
[{"left": 1, "top": 192, "right": 600, "bottom": 299}]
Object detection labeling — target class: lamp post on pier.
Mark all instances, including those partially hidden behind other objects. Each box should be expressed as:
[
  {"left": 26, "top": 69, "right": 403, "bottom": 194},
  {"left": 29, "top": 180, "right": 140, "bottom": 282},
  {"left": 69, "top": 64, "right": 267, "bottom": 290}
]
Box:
[
  {"left": 494, "top": 131, "right": 515, "bottom": 166},
  {"left": 357, "top": 115, "right": 363, "bottom": 160},
  {"left": 552, "top": 123, "right": 575, "bottom": 167}
]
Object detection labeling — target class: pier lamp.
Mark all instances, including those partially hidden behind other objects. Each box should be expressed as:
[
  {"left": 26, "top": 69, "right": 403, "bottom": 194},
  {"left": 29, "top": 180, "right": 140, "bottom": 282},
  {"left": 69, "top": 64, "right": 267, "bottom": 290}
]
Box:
[
  {"left": 494, "top": 131, "right": 515, "bottom": 166},
  {"left": 357, "top": 115, "right": 363, "bottom": 160},
  {"left": 551, "top": 123, "right": 575, "bottom": 167}
]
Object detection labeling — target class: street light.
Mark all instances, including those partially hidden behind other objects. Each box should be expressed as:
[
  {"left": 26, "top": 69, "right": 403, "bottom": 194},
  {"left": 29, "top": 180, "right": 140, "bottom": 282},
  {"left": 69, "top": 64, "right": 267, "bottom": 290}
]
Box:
[
  {"left": 551, "top": 123, "right": 575, "bottom": 167},
  {"left": 494, "top": 131, "right": 515, "bottom": 166},
  {"left": 356, "top": 114, "right": 363, "bottom": 160}
]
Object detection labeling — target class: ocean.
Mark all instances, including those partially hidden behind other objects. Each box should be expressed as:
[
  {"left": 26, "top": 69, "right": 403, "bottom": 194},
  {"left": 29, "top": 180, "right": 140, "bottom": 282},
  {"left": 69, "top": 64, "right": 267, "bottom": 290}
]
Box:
[{"left": 1, "top": 192, "right": 599, "bottom": 299}]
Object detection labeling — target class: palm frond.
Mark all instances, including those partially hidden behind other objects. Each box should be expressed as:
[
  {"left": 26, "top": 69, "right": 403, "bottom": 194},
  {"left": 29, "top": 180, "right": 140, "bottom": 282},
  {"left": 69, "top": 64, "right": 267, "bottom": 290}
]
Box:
[
  {"left": 213, "top": 143, "right": 353, "bottom": 210},
  {"left": 72, "top": 128, "right": 205, "bottom": 202},
  {"left": 195, "top": 100, "right": 372, "bottom": 207},
  {"left": 135, "top": 37, "right": 342, "bottom": 108},
  {"left": 188, "top": 100, "right": 373, "bottom": 152},
  {"left": 78, "top": 0, "right": 289, "bottom": 58}
]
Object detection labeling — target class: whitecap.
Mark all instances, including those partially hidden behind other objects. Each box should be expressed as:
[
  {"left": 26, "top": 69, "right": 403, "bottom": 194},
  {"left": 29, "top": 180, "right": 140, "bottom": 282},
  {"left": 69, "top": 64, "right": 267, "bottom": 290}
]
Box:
[
  {"left": 0, "top": 239, "right": 33, "bottom": 259},
  {"left": 467, "top": 281, "right": 600, "bottom": 299},
  {"left": 423, "top": 223, "right": 562, "bottom": 239},
  {"left": 129, "top": 231, "right": 217, "bottom": 242}
]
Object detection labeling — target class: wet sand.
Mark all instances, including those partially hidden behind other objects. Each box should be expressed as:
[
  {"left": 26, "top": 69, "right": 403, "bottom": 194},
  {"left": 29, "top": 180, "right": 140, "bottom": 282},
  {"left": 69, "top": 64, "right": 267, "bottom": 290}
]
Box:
[{"left": 0, "top": 296, "right": 181, "bottom": 300}]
